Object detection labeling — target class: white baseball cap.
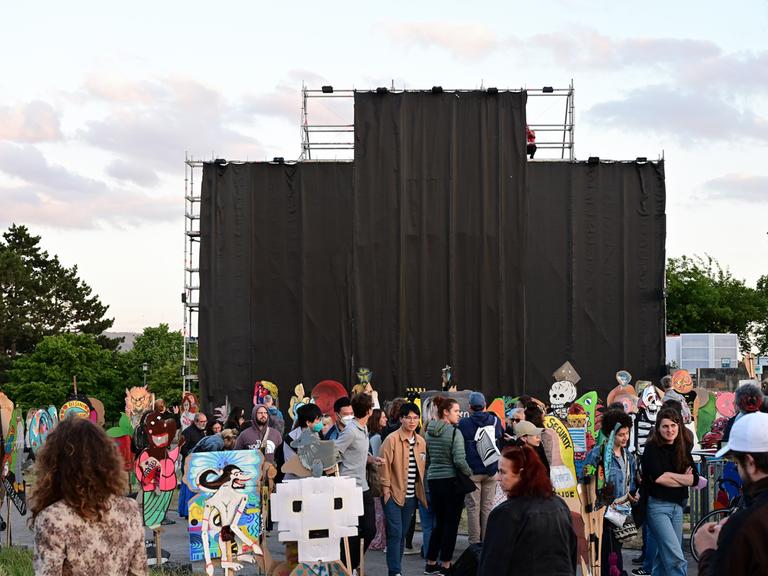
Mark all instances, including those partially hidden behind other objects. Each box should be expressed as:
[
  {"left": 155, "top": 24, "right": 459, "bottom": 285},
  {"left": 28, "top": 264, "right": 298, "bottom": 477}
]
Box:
[{"left": 715, "top": 412, "right": 768, "bottom": 458}]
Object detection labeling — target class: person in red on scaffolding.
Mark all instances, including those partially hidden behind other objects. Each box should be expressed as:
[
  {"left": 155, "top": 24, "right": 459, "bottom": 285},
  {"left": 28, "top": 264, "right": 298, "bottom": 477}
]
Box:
[{"left": 526, "top": 126, "right": 537, "bottom": 159}]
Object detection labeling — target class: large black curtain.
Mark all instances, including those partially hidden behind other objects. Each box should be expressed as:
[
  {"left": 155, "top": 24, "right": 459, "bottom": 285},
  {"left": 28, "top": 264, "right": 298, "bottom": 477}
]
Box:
[
  {"left": 352, "top": 91, "right": 528, "bottom": 398},
  {"left": 198, "top": 93, "right": 667, "bottom": 408},
  {"left": 525, "top": 161, "right": 667, "bottom": 394},
  {"left": 199, "top": 162, "right": 354, "bottom": 409}
]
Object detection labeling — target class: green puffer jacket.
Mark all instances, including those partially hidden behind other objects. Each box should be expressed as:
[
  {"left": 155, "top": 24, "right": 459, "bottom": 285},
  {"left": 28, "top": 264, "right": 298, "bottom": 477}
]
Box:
[{"left": 425, "top": 419, "right": 473, "bottom": 480}]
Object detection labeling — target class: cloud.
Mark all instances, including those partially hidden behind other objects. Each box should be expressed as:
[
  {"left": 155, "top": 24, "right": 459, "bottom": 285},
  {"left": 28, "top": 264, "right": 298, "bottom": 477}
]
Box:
[
  {"left": 700, "top": 173, "right": 768, "bottom": 202},
  {"left": 106, "top": 159, "right": 160, "bottom": 187},
  {"left": 0, "top": 143, "right": 176, "bottom": 228},
  {"left": 586, "top": 85, "right": 768, "bottom": 144},
  {"left": 384, "top": 21, "right": 499, "bottom": 59},
  {"left": 0, "top": 101, "right": 62, "bottom": 143},
  {"left": 79, "top": 78, "right": 263, "bottom": 172}
]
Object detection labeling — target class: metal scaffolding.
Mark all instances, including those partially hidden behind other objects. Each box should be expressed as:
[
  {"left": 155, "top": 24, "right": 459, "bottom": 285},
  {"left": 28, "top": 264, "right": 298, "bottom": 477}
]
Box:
[
  {"left": 299, "top": 82, "right": 576, "bottom": 160},
  {"left": 182, "top": 156, "right": 203, "bottom": 394}
]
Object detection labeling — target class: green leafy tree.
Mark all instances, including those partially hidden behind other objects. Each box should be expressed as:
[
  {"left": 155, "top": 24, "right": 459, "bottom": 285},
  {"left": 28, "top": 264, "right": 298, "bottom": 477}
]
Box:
[
  {"left": 120, "top": 324, "right": 185, "bottom": 408},
  {"left": 4, "top": 333, "right": 124, "bottom": 419},
  {"left": 0, "top": 224, "right": 116, "bottom": 361},
  {"left": 666, "top": 255, "right": 768, "bottom": 351}
]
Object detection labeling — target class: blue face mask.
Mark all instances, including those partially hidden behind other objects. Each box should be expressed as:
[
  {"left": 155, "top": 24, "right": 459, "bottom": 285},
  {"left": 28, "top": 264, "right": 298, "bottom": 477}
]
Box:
[{"left": 311, "top": 421, "right": 324, "bottom": 433}]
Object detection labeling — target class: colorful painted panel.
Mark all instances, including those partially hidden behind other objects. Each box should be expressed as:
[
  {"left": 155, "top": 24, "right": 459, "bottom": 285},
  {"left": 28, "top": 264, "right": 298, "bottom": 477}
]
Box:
[
  {"left": 184, "top": 450, "right": 264, "bottom": 564},
  {"left": 2, "top": 408, "right": 27, "bottom": 514}
]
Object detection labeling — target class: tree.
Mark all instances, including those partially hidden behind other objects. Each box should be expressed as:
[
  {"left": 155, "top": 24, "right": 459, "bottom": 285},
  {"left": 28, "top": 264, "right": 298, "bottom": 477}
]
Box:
[
  {"left": 120, "top": 324, "right": 185, "bottom": 407},
  {"left": 4, "top": 333, "right": 124, "bottom": 419},
  {"left": 666, "top": 255, "right": 768, "bottom": 352},
  {"left": 0, "top": 224, "right": 115, "bottom": 360}
]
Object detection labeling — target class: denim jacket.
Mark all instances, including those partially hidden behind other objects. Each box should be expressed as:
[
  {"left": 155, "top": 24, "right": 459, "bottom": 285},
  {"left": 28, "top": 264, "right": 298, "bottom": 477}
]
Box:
[{"left": 582, "top": 444, "right": 636, "bottom": 502}]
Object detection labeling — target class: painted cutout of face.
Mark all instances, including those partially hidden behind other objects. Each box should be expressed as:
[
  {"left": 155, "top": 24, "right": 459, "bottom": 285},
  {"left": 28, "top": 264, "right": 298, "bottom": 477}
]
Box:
[{"left": 671, "top": 369, "right": 693, "bottom": 394}]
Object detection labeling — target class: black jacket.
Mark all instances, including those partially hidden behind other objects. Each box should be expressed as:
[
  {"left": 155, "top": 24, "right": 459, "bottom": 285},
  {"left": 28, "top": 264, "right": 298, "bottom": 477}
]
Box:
[
  {"left": 478, "top": 495, "right": 577, "bottom": 576},
  {"left": 699, "top": 476, "right": 768, "bottom": 576}
]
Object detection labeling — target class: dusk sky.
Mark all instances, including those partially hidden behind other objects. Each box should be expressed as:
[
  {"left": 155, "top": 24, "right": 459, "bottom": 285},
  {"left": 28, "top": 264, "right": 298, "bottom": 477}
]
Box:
[{"left": 2, "top": 1, "right": 767, "bottom": 332}]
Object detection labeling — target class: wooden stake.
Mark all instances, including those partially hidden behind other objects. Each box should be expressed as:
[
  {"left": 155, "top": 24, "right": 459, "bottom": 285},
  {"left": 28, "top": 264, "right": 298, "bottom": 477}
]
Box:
[
  {"left": 225, "top": 541, "right": 233, "bottom": 576},
  {"left": 154, "top": 527, "right": 162, "bottom": 566},
  {"left": 359, "top": 538, "right": 365, "bottom": 576},
  {"left": 343, "top": 537, "right": 352, "bottom": 576},
  {"left": 5, "top": 497, "right": 11, "bottom": 547},
  {"left": 72, "top": 375, "right": 78, "bottom": 396}
]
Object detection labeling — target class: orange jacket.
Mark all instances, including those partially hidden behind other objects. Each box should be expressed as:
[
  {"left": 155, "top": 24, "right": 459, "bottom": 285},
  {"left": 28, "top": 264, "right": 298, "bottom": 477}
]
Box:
[{"left": 379, "top": 427, "right": 427, "bottom": 507}]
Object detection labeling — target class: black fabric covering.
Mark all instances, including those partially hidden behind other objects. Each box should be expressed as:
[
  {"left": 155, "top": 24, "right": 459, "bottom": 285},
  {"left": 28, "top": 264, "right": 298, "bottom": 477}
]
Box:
[
  {"left": 525, "top": 161, "right": 667, "bottom": 392},
  {"left": 198, "top": 91, "right": 666, "bottom": 409},
  {"left": 199, "top": 162, "right": 354, "bottom": 409},
  {"left": 352, "top": 91, "right": 528, "bottom": 399}
]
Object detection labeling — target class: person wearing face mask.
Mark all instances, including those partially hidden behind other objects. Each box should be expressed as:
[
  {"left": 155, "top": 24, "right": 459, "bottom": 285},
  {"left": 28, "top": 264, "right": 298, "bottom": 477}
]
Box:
[
  {"left": 235, "top": 404, "right": 283, "bottom": 463},
  {"left": 695, "top": 412, "right": 768, "bottom": 575},
  {"left": 278, "top": 403, "right": 324, "bottom": 481},
  {"left": 336, "top": 393, "right": 380, "bottom": 573},
  {"left": 262, "top": 394, "right": 285, "bottom": 435},
  {"left": 581, "top": 409, "right": 637, "bottom": 576},
  {"left": 323, "top": 396, "right": 354, "bottom": 441}
]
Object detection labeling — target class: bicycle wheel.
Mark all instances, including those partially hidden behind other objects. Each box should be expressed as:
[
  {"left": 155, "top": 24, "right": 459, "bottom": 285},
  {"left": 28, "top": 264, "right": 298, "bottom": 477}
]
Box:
[{"left": 690, "top": 508, "right": 732, "bottom": 562}]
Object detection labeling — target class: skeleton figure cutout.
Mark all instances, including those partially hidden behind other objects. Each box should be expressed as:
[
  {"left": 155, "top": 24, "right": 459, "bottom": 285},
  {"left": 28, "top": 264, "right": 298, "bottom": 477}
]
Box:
[
  {"left": 272, "top": 476, "right": 363, "bottom": 564},
  {"left": 135, "top": 411, "right": 181, "bottom": 528},
  {"left": 185, "top": 450, "right": 264, "bottom": 575},
  {"left": 549, "top": 380, "right": 577, "bottom": 419},
  {"left": 634, "top": 384, "right": 664, "bottom": 455}
]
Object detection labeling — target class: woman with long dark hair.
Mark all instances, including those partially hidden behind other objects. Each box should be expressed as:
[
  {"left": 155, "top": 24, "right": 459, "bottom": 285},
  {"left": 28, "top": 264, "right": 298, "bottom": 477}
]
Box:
[
  {"left": 641, "top": 407, "right": 697, "bottom": 576},
  {"left": 31, "top": 418, "right": 147, "bottom": 575},
  {"left": 424, "top": 396, "right": 473, "bottom": 574},
  {"left": 479, "top": 444, "right": 577, "bottom": 575}
]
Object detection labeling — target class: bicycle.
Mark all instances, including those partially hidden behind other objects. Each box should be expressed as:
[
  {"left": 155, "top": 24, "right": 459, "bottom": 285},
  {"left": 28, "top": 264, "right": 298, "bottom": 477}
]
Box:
[{"left": 689, "top": 478, "right": 742, "bottom": 562}]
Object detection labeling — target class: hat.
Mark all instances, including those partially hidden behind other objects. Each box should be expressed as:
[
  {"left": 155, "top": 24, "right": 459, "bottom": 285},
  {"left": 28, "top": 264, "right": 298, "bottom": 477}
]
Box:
[
  {"left": 514, "top": 420, "right": 543, "bottom": 438},
  {"left": 715, "top": 412, "right": 768, "bottom": 458},
  {"left": 469, "top": 392, "right": 486, "bottom": 409}
]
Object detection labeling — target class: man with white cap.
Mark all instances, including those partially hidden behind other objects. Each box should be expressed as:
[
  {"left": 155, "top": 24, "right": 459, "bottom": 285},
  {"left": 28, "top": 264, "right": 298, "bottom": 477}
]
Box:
[{"left": 694, "top": 412, "right": 768, "bottom": 575}]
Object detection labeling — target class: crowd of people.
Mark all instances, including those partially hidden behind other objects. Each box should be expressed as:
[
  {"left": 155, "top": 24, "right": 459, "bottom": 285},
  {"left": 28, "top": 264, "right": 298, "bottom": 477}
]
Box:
[{"left": 23, "top": 380, "right": 768, "bottom": 576}]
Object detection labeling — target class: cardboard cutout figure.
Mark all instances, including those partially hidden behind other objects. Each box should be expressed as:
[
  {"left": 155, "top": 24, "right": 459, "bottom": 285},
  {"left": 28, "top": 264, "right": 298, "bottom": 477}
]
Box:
[
  {"left": 254, "top": 381, "right": 278, "bottom": 406},
  {"left": 549, "top": 381, "right": 577, "bottom": 420},
  {"left": 311, "top": 381, "right": 347, "bottom": 417},
  {"left": 634, "top": 384, "right": 664, "bottom": 455},
  {"left": 553, "top": 362, "right": 582, "bottom": 386},
  {"left": 282, "top": 429, "right": 340, "bottom": 479},
  {"left": 106, "top": 412, "right": 135, "bottom": 472},
  {"left": 181, "top": 392, "right": 199, "bottom": 431},
  {"left": 671, "top": 369, "right": 693, "bottom": 394},
  {"left": 272, "top": 475, "right": 363, "bottom": 564},
  {"left": 715, "top": 391, "right": 737, "bottom": 419},
  {"left": 573, "top": 392, "right": 599, "bottom": 439},
  {"left": 289, "top": 384, "right": 310, "bottom": 422},
  {"left": 27, "top": 407, "right": 57, "bottom": 456},
  {"left": 88, "top": 397, "right": 106, "bottom": 427},
  {"left": 695, "top": 390, "right": 717, "bottom": 441},
  {"left": 126, "top": 385, "right": 153, "bottom": 428},
  {"left": 135, "top": 410, "right": 180, "bottom": 528},
  {"left": 1, "top": 408, "right": 27, "bottom": 514},
  {"left": 441, "top": 365, "right": 456, "bottom": 392},
  {"left": 185, "top": 450, "right": 264, "bottom": 574},
  {"left": 353, "top": 368, "right": 380, "bottom": 410},
  {"left": 0, "top": 392, "right": 15, "bottom": 439},
  {"left": 59, "top": 400, "right": 91, "bottom": 420},
  {"left": 607, "top": 370, "right": 638, "bottom": 413}
]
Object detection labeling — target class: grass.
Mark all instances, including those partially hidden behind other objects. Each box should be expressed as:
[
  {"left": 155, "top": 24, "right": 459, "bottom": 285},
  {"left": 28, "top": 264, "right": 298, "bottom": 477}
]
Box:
[{"left": 0, "top": 546, "right": 199, "bottom": 576}]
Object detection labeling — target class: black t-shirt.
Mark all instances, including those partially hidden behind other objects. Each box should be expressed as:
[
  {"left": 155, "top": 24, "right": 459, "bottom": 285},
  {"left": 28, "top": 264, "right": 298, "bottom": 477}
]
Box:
[{"left": 641, "top": 441, "right": 697, "bottom": 504}]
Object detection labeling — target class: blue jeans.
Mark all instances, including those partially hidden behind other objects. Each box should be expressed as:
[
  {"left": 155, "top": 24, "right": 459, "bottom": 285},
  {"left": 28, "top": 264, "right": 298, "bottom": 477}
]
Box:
[
  {"left": 419, "top": 489, "right": 434, "bottom": 556},
  {"left": 384, "top": 497, "right": 418, "bottom": 576},
  {"left": 646, "top": 497, "right": 686, "bottom": 576},
  {"left": 642, "top": 522, "right": 658, "bottom": 573}
]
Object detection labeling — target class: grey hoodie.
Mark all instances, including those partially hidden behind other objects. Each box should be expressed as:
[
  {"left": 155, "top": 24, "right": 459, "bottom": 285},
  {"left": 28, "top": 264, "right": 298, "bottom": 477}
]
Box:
[{"left": 234, "top": 406, "right": 283, "bottom": 462}]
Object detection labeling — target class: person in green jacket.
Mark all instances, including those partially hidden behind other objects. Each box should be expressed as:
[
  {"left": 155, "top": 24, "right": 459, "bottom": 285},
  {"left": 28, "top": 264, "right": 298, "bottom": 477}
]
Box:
[{"left": 424, "top": 396, "right": 473, "bottom": 574}]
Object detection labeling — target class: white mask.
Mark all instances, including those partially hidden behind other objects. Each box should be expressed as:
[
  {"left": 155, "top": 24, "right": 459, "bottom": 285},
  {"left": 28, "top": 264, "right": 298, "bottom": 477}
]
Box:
[{"left": 341, "top": 415, "right": 355, "bottom": 424}]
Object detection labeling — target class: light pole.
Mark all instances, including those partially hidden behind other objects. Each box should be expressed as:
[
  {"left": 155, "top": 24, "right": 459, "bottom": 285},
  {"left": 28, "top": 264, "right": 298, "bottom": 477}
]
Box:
[{"left": 142, "top": 362, "right": 149, "bottom": 387}]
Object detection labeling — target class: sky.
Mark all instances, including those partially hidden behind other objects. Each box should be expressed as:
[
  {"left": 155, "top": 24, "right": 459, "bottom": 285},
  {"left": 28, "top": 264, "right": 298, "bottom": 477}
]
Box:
[{"left": 2, "top": 1, "right": 767, "bottom": 333}]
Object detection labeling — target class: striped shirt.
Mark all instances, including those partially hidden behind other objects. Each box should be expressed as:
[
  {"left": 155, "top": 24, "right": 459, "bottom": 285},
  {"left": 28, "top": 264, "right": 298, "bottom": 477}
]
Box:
[{"left": 406, "top": 435, "right": 417, "bottom": 498}]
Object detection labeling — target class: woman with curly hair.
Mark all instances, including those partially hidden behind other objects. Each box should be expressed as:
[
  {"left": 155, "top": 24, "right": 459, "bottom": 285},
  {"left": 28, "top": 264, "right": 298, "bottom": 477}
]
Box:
[{"left": 31, "top": 417, "right": 147, "bottom": 575}]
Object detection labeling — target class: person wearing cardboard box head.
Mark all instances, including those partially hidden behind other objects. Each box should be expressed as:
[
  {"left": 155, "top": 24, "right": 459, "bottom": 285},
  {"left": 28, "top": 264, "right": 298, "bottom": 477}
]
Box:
[{"left": 695, "top": 411, "right": 768, "bottom": 575}]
